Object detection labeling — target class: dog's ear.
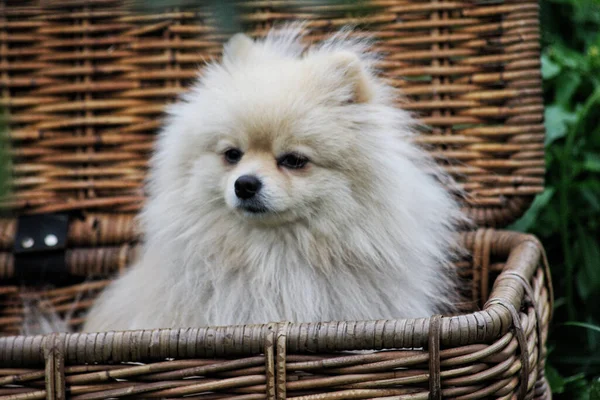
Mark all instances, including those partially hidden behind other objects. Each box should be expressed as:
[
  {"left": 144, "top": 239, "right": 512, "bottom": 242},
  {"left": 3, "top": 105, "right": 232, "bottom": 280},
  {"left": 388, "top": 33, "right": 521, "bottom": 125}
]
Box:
[
  {"left": 328, "top": 51, "right": 375, "bottom": 104},
  {"left": 223, "top": 33, "right": 255, "bottom": 62}
]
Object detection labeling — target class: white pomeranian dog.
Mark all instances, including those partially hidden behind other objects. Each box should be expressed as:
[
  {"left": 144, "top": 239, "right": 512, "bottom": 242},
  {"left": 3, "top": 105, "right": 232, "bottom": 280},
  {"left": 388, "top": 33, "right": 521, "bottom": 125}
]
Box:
[{"left": 82, "top": 24, "right": 467, "bottom": 333}]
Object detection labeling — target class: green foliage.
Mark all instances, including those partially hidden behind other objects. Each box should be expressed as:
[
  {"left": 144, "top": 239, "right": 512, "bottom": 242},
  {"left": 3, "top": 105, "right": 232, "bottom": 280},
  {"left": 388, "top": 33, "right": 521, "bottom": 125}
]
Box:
[
  {"left": 592, "top": 378, "right": 600, "bottom": 400},
  {"left": 509, "top": 0, "right": 600, "bottom": 397}
]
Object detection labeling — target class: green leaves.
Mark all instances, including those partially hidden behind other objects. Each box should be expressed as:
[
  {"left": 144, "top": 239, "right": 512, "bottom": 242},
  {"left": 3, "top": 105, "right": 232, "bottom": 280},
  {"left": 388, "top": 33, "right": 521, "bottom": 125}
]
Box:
[
  {"left": 526, "top": 0, "right": 600, "bottom": 397},
  {"left": 547, "top": 363, "right": 595, "bottom": 399},
  {"left": 542, "top": 54, "right": 562, "bottom": 79},
  {"left": 563, "top": 322, "right": 600, "bottom": 334},
  {"left": 544, "top": 105, "right": 577, "bottom": 146},
  {"left": 547, "top": 364, "right": 567, "bottom": 394},
  {"left": 555, "top": 71, "right": 582, "bottom": 106},
  {"left": 575, "top": 223, "right": 600, "bottom": 300},
  {"left": 509, "top": 188, "right": 555, "bottom": 232},
  {"left": 591, "top": 378, "right": 600, "bottom": 400},
  {"left": 584, "top": 153, "right": 600, "bottom": 173}
]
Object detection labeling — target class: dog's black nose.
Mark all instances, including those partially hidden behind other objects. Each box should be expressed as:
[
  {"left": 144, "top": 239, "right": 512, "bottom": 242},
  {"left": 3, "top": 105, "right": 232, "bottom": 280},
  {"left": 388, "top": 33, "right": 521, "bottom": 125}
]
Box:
[{"left": 234, "top": 175, "right": 262, "bottom": 199}]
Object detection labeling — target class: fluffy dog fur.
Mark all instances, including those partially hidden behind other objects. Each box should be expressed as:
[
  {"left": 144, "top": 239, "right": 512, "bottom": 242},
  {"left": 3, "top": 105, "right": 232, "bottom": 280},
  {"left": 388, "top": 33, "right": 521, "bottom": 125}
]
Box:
[{"left": 82, "top": 24, "right": 467, "bottom": 332}]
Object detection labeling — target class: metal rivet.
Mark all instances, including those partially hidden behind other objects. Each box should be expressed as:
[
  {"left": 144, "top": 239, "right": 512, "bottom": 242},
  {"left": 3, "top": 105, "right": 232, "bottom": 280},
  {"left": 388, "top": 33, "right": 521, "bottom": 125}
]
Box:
[
  {"left": 44, "top": 234, "right": 58, "bottom": 247},
  {"left": 21, "top": 237, "right": 34, "bottom": 249}
]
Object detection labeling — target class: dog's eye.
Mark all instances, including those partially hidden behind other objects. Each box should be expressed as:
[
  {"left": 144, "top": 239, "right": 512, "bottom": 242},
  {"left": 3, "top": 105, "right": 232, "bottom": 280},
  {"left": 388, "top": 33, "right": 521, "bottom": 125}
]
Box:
[
  {"left": 278, "top": 153, "right": 309, "bottom": 169},
  {"left": 224, "top": 148, "right": 243, "bottom": 164}
]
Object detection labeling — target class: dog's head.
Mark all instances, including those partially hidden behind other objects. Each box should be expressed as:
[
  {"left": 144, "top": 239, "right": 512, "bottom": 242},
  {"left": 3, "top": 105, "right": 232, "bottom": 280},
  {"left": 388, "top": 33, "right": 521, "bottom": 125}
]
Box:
[{"left": 147, "top": 25, "right": 402, "bottom": 228}]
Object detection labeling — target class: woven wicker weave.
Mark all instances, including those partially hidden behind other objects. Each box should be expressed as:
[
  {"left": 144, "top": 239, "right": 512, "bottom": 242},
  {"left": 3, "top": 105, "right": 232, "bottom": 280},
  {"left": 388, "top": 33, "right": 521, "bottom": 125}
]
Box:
[{"left": 0, "top": 1, "right": 550, "bottom": 399}]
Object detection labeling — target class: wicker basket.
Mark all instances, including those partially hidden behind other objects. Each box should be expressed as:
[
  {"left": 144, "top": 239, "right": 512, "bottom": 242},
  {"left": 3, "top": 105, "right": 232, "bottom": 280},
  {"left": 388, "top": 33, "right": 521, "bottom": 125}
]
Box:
[{"left": 0, "top": 1, "right": 552, "bottom": 399}]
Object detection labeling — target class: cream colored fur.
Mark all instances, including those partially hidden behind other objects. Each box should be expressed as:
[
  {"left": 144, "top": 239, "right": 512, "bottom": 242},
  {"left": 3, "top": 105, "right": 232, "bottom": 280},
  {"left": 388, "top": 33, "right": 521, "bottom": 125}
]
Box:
[{"left": 82, "top": 24, "right": 467, "bottom": 332}]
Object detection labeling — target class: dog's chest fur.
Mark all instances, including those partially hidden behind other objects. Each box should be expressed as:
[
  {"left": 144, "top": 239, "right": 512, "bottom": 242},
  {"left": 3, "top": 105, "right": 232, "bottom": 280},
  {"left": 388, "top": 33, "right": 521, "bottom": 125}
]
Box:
[{"left": 152, "top": 222, "right": 440, "bottom": 328}]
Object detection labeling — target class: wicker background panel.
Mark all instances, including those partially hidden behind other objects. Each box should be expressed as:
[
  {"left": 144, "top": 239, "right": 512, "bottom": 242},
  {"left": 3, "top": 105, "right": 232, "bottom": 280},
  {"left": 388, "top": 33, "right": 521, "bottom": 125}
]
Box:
[{"left": 1, "top": 0, "right": 544, "bottom": 228}]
